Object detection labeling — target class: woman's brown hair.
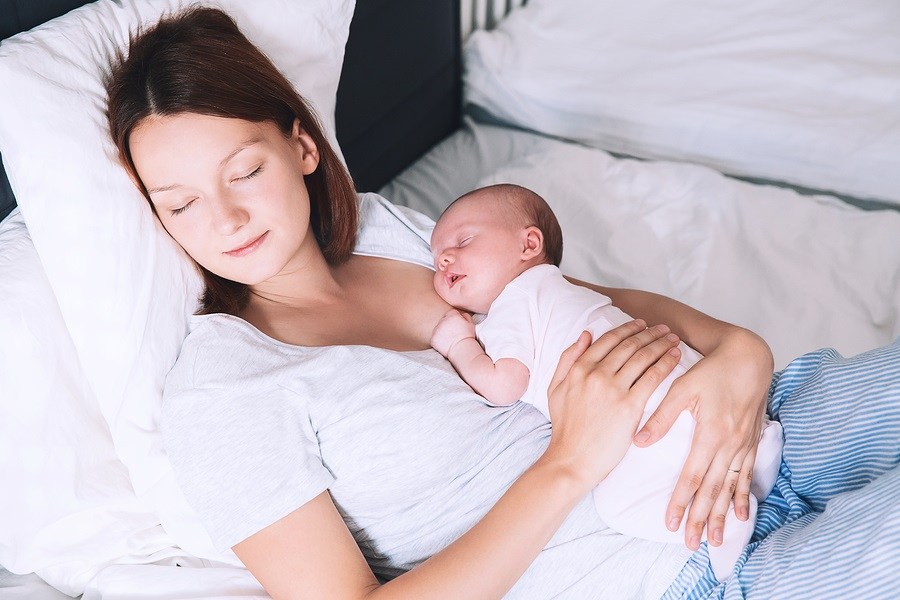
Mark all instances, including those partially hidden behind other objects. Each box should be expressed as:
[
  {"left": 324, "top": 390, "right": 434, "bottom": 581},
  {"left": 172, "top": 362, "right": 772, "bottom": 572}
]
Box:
[{"left": 106, "top": 6, "right": 358, "bottom": 315}]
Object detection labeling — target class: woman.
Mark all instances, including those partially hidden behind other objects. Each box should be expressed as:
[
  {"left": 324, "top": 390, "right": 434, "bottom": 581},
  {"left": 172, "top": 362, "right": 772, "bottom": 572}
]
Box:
[{"left": 106, "top": 7, "right": 899, "bottom": 599}]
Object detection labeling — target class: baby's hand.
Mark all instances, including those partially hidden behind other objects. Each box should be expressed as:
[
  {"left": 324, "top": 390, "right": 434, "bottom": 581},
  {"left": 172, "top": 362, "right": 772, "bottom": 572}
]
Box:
[{"left": 431, "top": 309, "right": 477, "bottom": 357}]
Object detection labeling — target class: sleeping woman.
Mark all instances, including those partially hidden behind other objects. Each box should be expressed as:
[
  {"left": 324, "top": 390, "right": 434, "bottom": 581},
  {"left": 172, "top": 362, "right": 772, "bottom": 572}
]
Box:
[{"left": 105, "top": 7, "right": 900, "bottom": 599}]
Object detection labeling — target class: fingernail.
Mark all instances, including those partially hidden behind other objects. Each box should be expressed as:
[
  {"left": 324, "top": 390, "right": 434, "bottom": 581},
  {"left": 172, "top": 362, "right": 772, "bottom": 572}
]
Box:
[
  {"left": 712, "top": 529, "right": 722, "bottom": 544},
  {"left": 634, "top": 431, "right": 651, "bottom": 445},
  {"left": 668, "top": 348, "right": 680, "bottom": 356},
  {"left": 634, "top": 319, "right": 646, "bottom": 328},
  {"left": 689, "top": 534, "right": 700, "bottom": 550},
  {"left": 667, "top": 517, "right": 679, "bottom": 531},
  {"left": 738, "top": 506, "right": 748, "bottom": 520},
  {"left": 666, "top": 333, "right": 678, "bottom": 342}
]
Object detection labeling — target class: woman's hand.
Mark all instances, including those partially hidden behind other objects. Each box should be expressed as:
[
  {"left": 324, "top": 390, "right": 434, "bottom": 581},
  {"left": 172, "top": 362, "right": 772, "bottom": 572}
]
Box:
[
  {"left": 633, "top": 329, "right": 772, "bottom": 550},
  {"left": 544, "top": 320, "right": 682, "bottom": 492}
]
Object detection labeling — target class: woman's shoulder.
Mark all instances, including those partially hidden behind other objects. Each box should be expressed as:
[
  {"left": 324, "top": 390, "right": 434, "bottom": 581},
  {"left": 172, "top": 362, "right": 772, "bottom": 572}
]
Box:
[
  {"left": 164, "top": 313, "right": 286, "bottom": 393},
  {"left": 354, "top": 192, "right": 435, "bottom": 270}
]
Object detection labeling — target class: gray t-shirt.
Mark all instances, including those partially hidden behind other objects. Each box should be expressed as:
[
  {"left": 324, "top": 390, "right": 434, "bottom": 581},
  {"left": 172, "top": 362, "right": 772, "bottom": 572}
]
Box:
[{"left": 160, "top": 193, "right": 691, "bottom": 598}]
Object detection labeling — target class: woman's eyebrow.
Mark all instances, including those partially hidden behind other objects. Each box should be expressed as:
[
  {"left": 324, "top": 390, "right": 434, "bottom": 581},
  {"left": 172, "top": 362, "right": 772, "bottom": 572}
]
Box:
[
  {"left": 147, "top": 182, "right": 181, "bottom": 194},
  {"left": 219, "top": 138, "right": 262, "bottom": 168}
]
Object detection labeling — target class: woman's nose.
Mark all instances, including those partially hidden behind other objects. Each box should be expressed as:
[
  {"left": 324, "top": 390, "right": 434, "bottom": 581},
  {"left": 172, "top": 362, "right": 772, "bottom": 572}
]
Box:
[{"left": 211, "top": 196, "right": 249, "bottom": 236}]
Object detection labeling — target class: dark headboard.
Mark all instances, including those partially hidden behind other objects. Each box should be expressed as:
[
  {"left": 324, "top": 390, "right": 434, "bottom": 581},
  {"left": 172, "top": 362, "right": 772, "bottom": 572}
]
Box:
[
  {"left": 336, "top": 0, "right": 461, "bottom": 193},
  {"left": 0, "top": 0, "right": 461, "bottom": 221}
]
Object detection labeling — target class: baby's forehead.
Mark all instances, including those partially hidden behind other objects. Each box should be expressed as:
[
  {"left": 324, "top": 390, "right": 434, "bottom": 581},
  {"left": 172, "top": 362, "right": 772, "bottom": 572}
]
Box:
[
  {"left": 434, "top": 190, "right": 529, "bottom": 240},
  {"left": 450, "top": 193, "right": 510, "bottom": 220},
  {"left": 439, "top": 201, "right": 497, "bottom": 231}
]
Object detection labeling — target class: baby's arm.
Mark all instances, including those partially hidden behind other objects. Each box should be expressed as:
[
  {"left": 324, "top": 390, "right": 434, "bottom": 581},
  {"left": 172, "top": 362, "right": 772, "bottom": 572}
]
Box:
[{"left": 431, "top": 308, "right": 529, "bottom": 405}]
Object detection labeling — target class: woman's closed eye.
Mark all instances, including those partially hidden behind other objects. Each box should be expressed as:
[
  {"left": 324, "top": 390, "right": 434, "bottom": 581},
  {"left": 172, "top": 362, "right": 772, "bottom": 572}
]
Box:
[
  {"left": 170, "top": 198, "right": 197, "bottom": 216},
  {"left": 234, "top": 165, "right": 263, "bottom": 182}
]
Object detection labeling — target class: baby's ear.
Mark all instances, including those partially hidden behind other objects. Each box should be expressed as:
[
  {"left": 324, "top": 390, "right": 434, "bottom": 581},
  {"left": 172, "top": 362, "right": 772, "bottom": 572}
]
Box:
[{"left": 521, "top": 225, "right": 544, "bottom": 260}]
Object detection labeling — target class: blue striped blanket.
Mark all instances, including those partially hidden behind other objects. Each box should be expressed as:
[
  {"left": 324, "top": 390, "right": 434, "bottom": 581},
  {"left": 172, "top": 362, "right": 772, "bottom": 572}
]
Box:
[{"left": 664, "top": 337, "right": 900, "bottom": 599}]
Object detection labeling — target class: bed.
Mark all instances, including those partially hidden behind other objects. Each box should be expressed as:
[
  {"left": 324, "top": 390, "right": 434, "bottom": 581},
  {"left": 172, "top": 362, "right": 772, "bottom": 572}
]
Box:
[{"left": 1, "top": 0, "right": 898, "bottom": 598}]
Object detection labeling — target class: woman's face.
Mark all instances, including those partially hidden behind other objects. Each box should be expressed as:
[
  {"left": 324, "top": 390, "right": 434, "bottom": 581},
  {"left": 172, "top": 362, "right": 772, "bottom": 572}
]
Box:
[{"left": 128, "top": 113, "right": 320, "bottom": 285}]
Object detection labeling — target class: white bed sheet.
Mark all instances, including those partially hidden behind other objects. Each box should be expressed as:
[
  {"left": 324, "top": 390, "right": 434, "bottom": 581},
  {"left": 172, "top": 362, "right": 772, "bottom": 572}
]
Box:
[
  {"left": 381, "top": 118, "right": 900, "bottom": 369},
  {"left": 0, "top": 568, "right": 71, "bottom": 600},
  {"left": 0, "top": 563, "right": 267, "bottom": 600}
]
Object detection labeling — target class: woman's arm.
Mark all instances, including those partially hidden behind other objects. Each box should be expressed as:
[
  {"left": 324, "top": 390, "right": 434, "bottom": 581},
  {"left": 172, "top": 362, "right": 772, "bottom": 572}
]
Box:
[
  {"left": 567, "top": 278, "right": 774, "bottom": 550},
  {"left": 235, "top": 321, "right": 682, "bottom": 600}
]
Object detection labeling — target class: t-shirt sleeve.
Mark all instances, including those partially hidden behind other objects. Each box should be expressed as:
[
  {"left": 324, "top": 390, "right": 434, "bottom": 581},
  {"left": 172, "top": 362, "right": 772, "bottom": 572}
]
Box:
[
  {"left": 476, "top": 287, "right": 536, "bottom": 372},
  {"left": 354, "top": 193, "right": 436, "bottom": 269},
  {"left": 160, "top": 385, "right": 334, "bottom": 550}
]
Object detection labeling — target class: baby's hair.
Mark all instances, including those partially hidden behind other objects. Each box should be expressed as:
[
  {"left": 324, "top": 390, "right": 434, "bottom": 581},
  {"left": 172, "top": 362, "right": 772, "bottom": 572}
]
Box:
[
  {"left": 453, "top": 184, "right": 563, "bottom": 266},
  {"left": 105, "top": 6, "right": 358, "bottom": 316}
]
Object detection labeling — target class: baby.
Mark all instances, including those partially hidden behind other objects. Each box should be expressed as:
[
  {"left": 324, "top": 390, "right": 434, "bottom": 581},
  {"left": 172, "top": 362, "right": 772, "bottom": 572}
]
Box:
[{"left": 429, "top": 183, "right": 784, "bottom": 581}]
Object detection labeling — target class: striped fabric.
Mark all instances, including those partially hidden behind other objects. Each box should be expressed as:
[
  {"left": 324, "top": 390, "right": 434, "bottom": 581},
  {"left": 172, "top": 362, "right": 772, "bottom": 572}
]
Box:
[{"left": 664, "top": 337, "right": 900, "bottom": 599}]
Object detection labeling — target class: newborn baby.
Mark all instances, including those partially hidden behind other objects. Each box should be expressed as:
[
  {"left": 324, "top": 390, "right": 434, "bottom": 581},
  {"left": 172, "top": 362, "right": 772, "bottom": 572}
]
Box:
[{"left": 429, "top": 183, "right": 784, "bottom": 581}]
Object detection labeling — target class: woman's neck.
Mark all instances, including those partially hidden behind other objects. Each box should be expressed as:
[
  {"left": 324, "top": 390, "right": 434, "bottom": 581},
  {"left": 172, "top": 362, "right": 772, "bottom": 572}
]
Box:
[{"left": 248, "top": 240, "right": 348, "bottom": 311}]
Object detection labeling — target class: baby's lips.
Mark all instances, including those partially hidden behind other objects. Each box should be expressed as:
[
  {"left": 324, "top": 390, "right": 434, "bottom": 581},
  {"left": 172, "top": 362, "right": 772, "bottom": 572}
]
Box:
[{"left": 446, "top": 273, "right": 465, "bottom": 288}]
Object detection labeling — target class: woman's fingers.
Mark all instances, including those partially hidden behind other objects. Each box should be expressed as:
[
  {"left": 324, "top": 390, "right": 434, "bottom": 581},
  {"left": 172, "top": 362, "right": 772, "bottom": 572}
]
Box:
[
  {"left": 707, "top": 466, "right": 742, "bottom": 546},
  {"left": 615, "top": 333, "right": 680, "bottom": 391},
  {"left": 733, "top": 445, "right": 757, "bottom": 521},
  {"left": 547, "top": 331, "right": 592, "bottom": 398},
  {"left": 546, "top": 320, "right": 684, "bottom": 490},
  {"left": 664, "top": 431, "right": 720, "bottom": 545},
  {"left": 575, "top": 319, "right": 647, "bottom": 367},
  {"left": 633, "top": 377, "right": 689, "bottom": 447},
  {"left": 678, "top": 442, "right": 749, "bottom": 550},
  {"left": 581, "top": 322, "right": 670, "bottom": 373}
]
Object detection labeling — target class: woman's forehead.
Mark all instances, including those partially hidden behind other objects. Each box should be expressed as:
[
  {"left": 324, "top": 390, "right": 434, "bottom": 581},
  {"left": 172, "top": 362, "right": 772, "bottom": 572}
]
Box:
[
  {"left": 131, "top": 113, "right": 268, "bottom": 148},
  {"left": 129, "top": 115, "right": 277, "bottom": 183}
]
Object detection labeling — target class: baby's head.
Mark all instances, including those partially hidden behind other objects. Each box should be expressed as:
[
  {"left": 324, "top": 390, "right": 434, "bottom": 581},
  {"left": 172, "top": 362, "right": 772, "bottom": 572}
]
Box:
[{"left": 431, "top": 184, "right": 563, "bottom": 314}]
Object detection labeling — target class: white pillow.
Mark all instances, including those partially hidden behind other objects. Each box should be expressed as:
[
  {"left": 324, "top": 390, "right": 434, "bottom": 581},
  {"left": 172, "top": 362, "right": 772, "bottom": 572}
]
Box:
[
  {"left": 0, "top": 210, "right": 191, "bottom": 596},
  {"left": 464, "top": 0, "right": 900, "bottom": 206},
  {"left": 0, "top": 0, "right": 354, "bottom": 592}
]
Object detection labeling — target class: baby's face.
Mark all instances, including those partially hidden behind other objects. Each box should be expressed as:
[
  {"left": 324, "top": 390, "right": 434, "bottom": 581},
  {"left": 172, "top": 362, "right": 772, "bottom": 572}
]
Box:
[{"left": 431, "top": 199, "right": 528, "bottom": 314}]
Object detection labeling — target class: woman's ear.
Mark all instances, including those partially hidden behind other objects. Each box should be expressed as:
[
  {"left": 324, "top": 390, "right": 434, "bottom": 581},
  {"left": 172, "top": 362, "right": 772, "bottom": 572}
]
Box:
[
  {"left": 291, "top": 118, "right": 320, "bottom": 175},
  {"left": 521, "top": 226, "right": 544, "bottom": 261}
]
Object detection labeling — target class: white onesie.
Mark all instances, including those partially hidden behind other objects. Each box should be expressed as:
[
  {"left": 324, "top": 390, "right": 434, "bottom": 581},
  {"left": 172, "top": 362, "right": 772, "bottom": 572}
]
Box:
[{"left": 475, "top": 264, "right": 784, "bottom": 581}]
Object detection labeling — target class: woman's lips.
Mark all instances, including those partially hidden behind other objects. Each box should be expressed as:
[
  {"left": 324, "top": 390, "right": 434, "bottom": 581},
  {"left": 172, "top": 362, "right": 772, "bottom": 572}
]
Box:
[{"left": 225, "top": 231, "right": 268, "bottom": 257}]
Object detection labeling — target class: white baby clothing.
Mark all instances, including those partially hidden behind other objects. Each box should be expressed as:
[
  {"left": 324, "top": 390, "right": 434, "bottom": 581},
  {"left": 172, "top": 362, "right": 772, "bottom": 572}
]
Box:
[{"left": 476, "top": 264, "right": 784, "bottom": 581}]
